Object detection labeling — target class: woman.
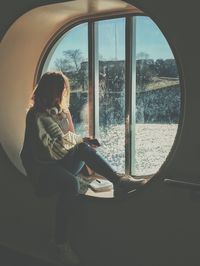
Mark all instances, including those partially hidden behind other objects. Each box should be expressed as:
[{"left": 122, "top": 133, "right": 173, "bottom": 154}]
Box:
[{"left": 20, "top": 71, "right": 145, "bottom": 264}]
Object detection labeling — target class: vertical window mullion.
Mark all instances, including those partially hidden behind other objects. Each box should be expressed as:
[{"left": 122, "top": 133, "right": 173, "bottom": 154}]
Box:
[
  {"left": 131, "top": 17, "right": 137, "bottom": 175},
  {"left": 88, "top": 21, "right": 99, "bottom": 138},
  {"left": 125, "top": 16, "right": 136, "bottom": 175}
]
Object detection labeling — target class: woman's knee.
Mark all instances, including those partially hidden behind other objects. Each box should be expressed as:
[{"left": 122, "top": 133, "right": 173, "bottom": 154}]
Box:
[
  {"left": 77, "top": 142, "right": 89, "bottom": 150},
  {"left": 77, "top": 142, "right": 95, "bottom": 155}
]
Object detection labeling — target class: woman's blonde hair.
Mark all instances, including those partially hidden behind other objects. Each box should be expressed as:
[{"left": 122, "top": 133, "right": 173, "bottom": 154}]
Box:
[{"left": 30, "top": 71, "right": 70, "bottom": 112}]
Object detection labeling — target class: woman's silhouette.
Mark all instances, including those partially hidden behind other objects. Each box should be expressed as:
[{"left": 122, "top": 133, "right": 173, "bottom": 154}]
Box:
[{"left": 20, "top": 71, "right": 145, "bottom": 264}]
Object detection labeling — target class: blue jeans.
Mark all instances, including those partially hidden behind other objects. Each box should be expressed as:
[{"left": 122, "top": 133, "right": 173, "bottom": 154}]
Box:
[
  {"left": 37, "top": 142, "right": 119, "bottom": 244},
  {"left": 59, "top": 142, "right": 119, "bottom": 183}
]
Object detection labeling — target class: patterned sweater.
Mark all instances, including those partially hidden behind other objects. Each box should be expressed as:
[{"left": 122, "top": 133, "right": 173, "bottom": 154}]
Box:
[
  {"left": 36, "top": 107, "right": 83, "bottom": 160},
  {"left": 20, "top": 107, "right": 83, "bottom": 182}
]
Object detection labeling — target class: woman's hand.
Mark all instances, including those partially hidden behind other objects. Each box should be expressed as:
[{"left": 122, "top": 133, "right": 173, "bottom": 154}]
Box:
[
  {"left": 83, "top": 137, "right": 100, "bottom": 148},
  {"left": 83, "top": 137, "right": 92, "bottom": 144}
]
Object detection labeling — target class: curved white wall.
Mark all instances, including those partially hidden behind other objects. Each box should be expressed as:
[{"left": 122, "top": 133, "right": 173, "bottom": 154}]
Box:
[{"left": 0, "top": 0, "right": 139, "bottom": 174}]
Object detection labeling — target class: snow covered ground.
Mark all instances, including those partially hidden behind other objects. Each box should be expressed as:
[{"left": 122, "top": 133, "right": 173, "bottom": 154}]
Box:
[{"left": 97, "top": 123, "right": 178, "bottom": 176}]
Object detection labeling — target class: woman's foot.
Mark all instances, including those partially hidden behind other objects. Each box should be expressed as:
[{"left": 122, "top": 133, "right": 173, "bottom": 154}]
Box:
[
  {"left": 49, "top": 239, "right": 80, "bottom": 265},
  {"left": 114, "top": 175, "right": 146, "bottom": 197}
]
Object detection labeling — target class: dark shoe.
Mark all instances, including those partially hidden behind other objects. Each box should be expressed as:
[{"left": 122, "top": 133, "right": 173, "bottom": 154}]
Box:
[{"left": 114, "top": 175, "right": 145, "bottom": 198}]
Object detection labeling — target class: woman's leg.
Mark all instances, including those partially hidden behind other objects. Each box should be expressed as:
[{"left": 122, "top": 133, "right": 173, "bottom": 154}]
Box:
[
  {"left": 39, "top": 164, "right": 80, "bottom": 244},
  {"left": 58, "top": 143, "right": 145, "bottom": 198},
  {"left": 59, "top": 142, "right": 120, "bottom": 184},
  {"left": 58, "top": 148, "right": 85, "bottom": 176}
]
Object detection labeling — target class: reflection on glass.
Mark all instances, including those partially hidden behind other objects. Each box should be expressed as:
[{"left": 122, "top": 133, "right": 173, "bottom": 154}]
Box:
[
  {"left": 134, "top": 16, "right": 181, "bottom": 175},
  {"left": 96, "top": 18, "right": 126, "bottom": 174},
  {"left": 43, "top": 23, "right": 89, "bottom": 136}
]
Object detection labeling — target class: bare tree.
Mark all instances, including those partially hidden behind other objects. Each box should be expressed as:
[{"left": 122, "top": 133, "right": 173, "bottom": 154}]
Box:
[
  {"left": 54, "top": 49, "right": 83, "bottom": 72},
  {"left": 136, "top": 52, "right": 149, "bottom": 60},
  {"left": 54, "top": 58, "right": 72, "bottom": 72},
  {"left": 63, "top": 49, "right": 83, "bottom": 72}
]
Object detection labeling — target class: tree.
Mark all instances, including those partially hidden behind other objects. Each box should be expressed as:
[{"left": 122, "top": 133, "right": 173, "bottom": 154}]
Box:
[
  {"left": 155, "top": 59, "right": 165, "bottom": 77},
  {"left": 155, "top": 59, "right": 178, "bottom": 77},
  {"left": 63, "top": 49, "right": 83, "bottom": 72},
  {"left": 54, "top": 58, "right": 72, "bottom": 72},
  {"left": 54, "top": 49, "right": 87, "bottom": 91},
  {"left": 136, "top": 52, "right": 150, "bottom": 60},
  {"left": 54, "top": 49, "right": 83, "bottom": 73},
  {"left": 164, "top": 59, "right": 178, "bottom": 77},
  {"left": 136, "top": 58, "right": 157, "bottom": 91}
]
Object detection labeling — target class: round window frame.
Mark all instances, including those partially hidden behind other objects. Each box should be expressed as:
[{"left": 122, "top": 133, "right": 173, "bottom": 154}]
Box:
[{"left": 34, "top": 9, "right": 184, "bottom": 199}]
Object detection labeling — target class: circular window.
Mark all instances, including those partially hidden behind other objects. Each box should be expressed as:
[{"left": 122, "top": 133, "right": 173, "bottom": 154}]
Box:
[{"left": 41, "top": 15, "right": 181, "bottom": 196}]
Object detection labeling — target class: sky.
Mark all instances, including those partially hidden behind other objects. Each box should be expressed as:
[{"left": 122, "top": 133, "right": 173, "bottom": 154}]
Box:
[{"left": 47, "top": 16, "right": 174, "bottom": 71}]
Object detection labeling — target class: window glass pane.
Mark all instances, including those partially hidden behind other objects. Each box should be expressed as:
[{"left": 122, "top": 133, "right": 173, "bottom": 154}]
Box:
[
  {"left": 134, "top": 16, "right": 181, "bottom": 175},
  {"left": 96, "top": 18, "right": 126, "bottom": 174},
  {"left": 42, "top": 23, "right": 89, "bottom": 136},
  {"left": 42, "top": 16, "right": 181, "bottom": 180}
]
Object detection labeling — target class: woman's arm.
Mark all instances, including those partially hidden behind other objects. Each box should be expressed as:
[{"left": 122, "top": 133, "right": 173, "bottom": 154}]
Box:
[
  {"left": 35, "top": 115, "right": 68, "bottom": 160},
  {"left": 35, "top": 114, "right": 83, "bottom": 161},
  {"left": 65, "top": 110, "right": 75, "bottom": 133}
]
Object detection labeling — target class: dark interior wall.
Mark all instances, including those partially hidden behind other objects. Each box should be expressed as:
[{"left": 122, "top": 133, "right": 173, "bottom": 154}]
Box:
[{"left": 1, "top": 1, "right": 200, "bottom": 266}]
